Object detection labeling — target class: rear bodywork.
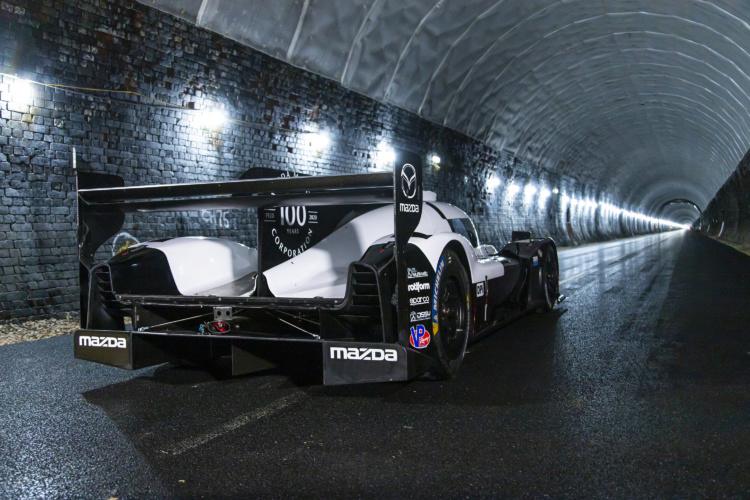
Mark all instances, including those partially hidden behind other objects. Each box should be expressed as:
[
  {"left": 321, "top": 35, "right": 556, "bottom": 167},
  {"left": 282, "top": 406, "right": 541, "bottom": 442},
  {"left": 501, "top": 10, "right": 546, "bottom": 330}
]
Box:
[{"left": 75, "top": 150, "right": 559, "bottom": 384}]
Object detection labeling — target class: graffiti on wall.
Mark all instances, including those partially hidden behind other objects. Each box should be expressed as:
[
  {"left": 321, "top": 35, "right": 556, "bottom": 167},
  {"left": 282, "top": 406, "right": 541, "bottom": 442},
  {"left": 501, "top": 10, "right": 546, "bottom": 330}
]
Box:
[{"left": 201, "top": 210, "right": 232, "bottom": 229}]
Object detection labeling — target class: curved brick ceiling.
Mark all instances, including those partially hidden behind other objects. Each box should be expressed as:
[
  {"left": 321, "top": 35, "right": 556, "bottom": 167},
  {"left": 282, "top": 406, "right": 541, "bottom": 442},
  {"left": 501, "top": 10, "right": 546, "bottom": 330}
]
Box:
[{"left": 144, "top": 0, "right": 750, "bottom": 219}]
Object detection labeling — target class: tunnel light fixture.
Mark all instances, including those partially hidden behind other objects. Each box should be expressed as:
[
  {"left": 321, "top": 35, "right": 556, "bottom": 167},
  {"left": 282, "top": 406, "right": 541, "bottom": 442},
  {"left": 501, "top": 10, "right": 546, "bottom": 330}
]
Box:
[
  {"left": 552, "top": 188, "right": 559, "bottom": 194},
  {"left": 507, "top": 183, "right": 521, "bottom": 199},
  {"left": 374, "top": 143, "right": 395, "bottom": 170},
  {"left": 202, "top": 109, "right": 227, "bottom": 130},
  {"left": 307, "top": 131, "right": 330, "bottom": 152},
  {"left": 523, "top": 184, "right": 537, "bottom": 203},
  {"left": 487, "top": 175, "right": 501, "bottom": 192},
  {"left": 538, "top": 188, "right": 551, "bottom": 207},
  {"left": 431, "top": 155, "right": 441, "bottom": 165},
  {"left": 8, "top": 76, "right": 34, "bottom": 104}
]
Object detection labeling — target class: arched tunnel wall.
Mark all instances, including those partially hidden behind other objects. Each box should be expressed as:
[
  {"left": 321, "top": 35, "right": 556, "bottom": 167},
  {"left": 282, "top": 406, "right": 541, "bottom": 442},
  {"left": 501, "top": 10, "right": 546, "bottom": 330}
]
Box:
[
  {"left": 697, "top": 149, "right": 750, "bottom": 252},
  {"left": 0, "top": 0, "right": 657, "bottom": 320}
]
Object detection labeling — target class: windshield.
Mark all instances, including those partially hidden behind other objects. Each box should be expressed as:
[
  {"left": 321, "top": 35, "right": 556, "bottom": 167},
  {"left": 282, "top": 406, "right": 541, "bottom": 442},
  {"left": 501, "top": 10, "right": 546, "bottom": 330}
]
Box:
[{"left": 448, "top": 218, "right": 479, "bottom": 247}]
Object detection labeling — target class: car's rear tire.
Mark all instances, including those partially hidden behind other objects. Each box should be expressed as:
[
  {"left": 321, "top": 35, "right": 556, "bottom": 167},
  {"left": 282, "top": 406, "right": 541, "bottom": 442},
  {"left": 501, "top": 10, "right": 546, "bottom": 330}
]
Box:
[
  {"left": 540, "top": 245, "right": 559, "bottom": 312},
  {"left": 428, "top": 249, "right": 472, "bottom": 379}
]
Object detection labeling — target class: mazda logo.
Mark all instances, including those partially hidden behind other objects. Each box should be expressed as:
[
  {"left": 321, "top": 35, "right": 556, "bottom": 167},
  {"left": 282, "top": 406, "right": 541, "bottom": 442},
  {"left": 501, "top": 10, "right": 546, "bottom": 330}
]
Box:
[{"left": 401, "top": 164, "right": 417, "bottom": 199}]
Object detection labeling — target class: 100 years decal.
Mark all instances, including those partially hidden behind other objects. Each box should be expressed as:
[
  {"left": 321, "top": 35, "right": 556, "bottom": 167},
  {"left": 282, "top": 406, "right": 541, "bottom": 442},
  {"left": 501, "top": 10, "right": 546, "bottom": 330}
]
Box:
[{"left": 265, "top": 206, "right": 319, "bottom": 258}]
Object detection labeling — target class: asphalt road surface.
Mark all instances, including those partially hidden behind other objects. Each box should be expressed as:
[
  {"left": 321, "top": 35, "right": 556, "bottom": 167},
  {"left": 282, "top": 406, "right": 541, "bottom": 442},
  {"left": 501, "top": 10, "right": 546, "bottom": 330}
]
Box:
[{"left": 2, "top": 230, "right": 749, "bottom": 498}]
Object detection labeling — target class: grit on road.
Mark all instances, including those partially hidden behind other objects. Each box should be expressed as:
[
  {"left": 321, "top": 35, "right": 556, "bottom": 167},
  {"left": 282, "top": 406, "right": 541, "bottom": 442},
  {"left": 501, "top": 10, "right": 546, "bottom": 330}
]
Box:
[{"left": 1, "top": 230, "right": 749, "bottom": 498}]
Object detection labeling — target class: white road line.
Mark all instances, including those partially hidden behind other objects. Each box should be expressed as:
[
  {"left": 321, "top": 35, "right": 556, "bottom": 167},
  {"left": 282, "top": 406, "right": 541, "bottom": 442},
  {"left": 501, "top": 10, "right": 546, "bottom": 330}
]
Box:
[{"left": 160, "top": 393, "right": 306, "bottom": 456}]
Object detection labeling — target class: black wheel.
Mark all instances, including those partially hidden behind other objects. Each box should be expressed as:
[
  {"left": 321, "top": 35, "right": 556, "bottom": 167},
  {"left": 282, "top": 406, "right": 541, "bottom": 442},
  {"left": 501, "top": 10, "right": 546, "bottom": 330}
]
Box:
[
  {"left": 429, "top": 249, "right": 472, "bottom": 379},
  {"left": 540, "top": 245, "right": 559, "bottom": 312}
]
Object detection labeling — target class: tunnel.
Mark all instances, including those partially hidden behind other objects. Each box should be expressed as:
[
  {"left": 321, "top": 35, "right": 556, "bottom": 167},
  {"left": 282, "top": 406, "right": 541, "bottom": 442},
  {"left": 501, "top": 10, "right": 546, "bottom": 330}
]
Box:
[
  {"left": 2, "top": 1, "right": 750, "bottom": 497},
  {"left": 1, "top": 0, "right": 749, "bottom": 319}
]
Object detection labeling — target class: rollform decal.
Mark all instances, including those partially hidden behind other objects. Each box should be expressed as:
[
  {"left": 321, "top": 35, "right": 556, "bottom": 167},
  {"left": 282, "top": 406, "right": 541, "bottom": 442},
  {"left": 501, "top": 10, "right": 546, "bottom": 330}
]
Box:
[{"left": 407, "top": 281, "right": 430, "bottom": 292}]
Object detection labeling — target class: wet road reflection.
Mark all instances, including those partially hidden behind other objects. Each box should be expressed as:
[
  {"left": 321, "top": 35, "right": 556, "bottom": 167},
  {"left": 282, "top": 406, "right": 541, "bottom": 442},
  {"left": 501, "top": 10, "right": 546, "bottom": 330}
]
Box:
[{"left": 1, "top": 230, "right": 749, "bottom": 498}]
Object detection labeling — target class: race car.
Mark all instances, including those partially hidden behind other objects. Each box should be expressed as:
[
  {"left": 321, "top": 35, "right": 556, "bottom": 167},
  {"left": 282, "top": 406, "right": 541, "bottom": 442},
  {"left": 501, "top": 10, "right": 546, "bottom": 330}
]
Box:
[{"left": 74, "top": 149, "right": 563, "bottom": 384}]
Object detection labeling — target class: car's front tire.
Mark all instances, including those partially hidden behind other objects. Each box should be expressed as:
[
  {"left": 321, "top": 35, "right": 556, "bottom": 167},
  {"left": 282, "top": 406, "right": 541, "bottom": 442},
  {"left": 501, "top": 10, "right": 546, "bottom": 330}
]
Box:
[{"left": 428, "top": 249, "right": 472, "bottom": 379}]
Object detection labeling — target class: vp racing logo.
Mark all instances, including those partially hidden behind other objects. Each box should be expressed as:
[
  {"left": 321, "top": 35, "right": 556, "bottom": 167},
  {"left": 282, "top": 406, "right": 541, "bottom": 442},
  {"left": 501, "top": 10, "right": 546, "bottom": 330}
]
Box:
[
  {"left": 401, "top": 163, "right": 417, "bottom": 199},
  {"left": 78, "top": 336, "right": 126, "bottom": 348},
  {"left": 409, "top": 325, "right": 430, "bottom": 349}
]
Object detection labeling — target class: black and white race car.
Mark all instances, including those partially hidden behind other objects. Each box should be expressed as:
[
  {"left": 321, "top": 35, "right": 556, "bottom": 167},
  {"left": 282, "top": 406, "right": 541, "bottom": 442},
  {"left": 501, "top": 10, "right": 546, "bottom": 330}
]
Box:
[{"left": 75, "top": 150, "right": 562, "bottom": 384}]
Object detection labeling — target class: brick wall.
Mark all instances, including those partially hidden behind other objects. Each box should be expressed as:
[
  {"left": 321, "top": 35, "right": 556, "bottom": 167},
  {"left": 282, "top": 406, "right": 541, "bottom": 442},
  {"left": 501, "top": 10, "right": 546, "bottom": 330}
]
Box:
[
  {"left": 697, "top": 150, "right": 750, "bottom": 251},
  {"left": 0, "top": 0, "right": 638, "bottom": 321}
]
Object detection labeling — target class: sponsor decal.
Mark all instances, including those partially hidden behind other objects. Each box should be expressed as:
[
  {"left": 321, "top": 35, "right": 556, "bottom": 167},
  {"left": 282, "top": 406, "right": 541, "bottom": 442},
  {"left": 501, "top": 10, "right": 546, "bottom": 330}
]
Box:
[
  {"left": 476, "top": 282, "right": 485, "bottom": 297},
  {"left": 533, "top": 255, "right": 539, "bottom": 267},
  {"left": 78, "top": 336, "right": 126, "bottom": 348},
  {"left": 407, "top": 281, "right": 430, "bottom": 293},
  {"left": 401, "top": 163, "right": 417, "bottom": 199},
  {"left": 409, "top": 296, "right": 430, "bottom": 306},
  {"left": 265, "top": 206, "right": 319, "bottom": 258},
  {"left": 432, "top": 256, "right": 446, "bottom": 335},
  {"left": 407, "top": 268, "right": 428, "bottom": 279},
  {"left": 329, "top": 347, "right": 398, "bottom": 362},
  {"left": 399, "top": 202, "right": 420, "bottom": 213},
  {"left": 409, "top": 324, "right": 430, "bottom": 349},
  {"left": 410, "top": 310, "right": 430, "bottom": 322}
]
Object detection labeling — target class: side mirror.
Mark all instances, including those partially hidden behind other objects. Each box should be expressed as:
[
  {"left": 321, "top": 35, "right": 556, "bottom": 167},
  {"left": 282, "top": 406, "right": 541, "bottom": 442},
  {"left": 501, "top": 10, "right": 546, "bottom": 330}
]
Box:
[{"left": 475, "top": 244, "right": 498, "bottom": 259}]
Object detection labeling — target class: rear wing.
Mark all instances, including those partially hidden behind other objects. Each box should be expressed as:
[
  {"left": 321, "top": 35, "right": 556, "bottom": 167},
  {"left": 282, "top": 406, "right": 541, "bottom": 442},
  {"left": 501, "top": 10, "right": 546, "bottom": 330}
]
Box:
[{"left": 76, "top": 150, "right": 424, "bottom": 344}]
